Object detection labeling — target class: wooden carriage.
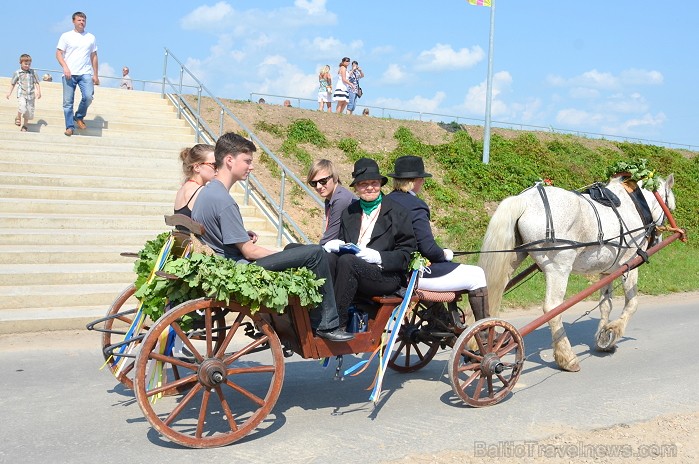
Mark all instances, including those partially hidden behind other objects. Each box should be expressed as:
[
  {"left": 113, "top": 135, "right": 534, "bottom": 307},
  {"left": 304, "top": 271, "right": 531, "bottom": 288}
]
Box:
[{"left": 87, "top": 215, "right": 527, "bottom": 448}]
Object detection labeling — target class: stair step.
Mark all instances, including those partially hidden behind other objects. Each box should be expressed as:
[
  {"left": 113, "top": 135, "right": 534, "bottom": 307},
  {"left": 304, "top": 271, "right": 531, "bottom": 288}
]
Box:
[
  {"left": 1, "top": 172, "right": 180, "bottom": 190},
  {"left": 0, "top": 162, "right": 179, "bottom": 181},
  {"left": 0, "top": 263, "right": 134, "bottom": 285},
  {"left": 0, "top": 305, "right": 121, "bottom": 333},
  {"left": 0, "top": 139, "right": 187, "bottom": 157},
  {"left": 0, "top": 227, "right": 280, "bottom": 246},
  {"left": 0, "top": 282, "right": 133, "bottom": 311},
  {"left": 0, "top": 245, "right": 137, "bottom": 264},
  {"left": 0, "top": 185, "right": 175, "bottom": 202},
  {"left": 0, "top": 126, "right": 195, "bottom": 142},
  {"left": 0, "top": 197, "right": 260, "bottom": 216}
]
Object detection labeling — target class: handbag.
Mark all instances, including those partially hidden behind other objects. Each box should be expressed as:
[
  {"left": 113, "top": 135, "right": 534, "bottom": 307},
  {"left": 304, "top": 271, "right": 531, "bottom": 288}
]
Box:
[
  {"left": 346, "top": 305, "right": 368, "bottom": 333},
  {"left": 356, "top": 86, "right": 363, "bottom": 98}
]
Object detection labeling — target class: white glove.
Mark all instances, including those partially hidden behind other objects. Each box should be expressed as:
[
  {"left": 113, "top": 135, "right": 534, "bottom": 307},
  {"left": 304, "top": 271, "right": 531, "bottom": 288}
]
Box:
[
  {"left": 323, "top": 239, "right": 344, "bottom": 253},
  {"left": 356, "top": 246, "right": 382, "bottom": 264},
  {"left": 443, "top": 248, "right": 454, "bottom": 262}
]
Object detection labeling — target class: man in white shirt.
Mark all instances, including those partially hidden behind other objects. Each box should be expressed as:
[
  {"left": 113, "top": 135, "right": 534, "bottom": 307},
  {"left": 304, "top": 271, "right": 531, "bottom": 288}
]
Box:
[
  {"left": 120, "top": 67, "right": 133, "bottom": 90},
  {"left": 56, "top": 11, "right": 99, "bottom": 136}
]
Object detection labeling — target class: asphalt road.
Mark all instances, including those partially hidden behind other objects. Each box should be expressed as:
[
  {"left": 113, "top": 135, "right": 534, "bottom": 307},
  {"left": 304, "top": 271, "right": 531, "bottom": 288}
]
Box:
[{"left": 1, "top": 293, "right": 697, "bottom": 464}]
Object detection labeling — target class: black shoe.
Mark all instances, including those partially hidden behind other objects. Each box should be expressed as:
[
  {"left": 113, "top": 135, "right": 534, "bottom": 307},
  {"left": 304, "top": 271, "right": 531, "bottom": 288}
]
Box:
[{"left": 316, "top": 327, "right": 355, "bottom": 342}]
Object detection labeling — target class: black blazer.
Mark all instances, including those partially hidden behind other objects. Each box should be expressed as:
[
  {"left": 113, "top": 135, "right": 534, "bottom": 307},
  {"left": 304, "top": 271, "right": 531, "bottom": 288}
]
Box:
[
  {"left": 386, "top": 190, "right": 446, "bottom": 263},
  {"left": 338, "top": 195, "right": 417, "bottom": 273}
]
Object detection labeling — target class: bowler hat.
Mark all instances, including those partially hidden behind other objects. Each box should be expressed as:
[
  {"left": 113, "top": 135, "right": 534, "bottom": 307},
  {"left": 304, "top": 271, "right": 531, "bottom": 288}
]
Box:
[
  {"left": 349, "top": 158, "right": 388, "bottom": 187},
  {"left": 386, "top": 155, "right": 432, "bottom": 179}
]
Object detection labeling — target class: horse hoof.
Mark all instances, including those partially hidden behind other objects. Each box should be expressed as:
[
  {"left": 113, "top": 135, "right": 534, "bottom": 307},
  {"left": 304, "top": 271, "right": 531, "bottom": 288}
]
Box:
[
  {"left": 560, "top": 361, "right": 580, "bottom": 372},
  {"left": 596, "top": 329, "right": 618, "bottom": 351}
]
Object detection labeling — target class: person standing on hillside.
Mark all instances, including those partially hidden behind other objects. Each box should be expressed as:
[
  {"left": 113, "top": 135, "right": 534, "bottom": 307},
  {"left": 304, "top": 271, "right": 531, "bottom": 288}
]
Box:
[
  {"left": 6, "top": 54, "right": 41, "bottom": 132},
  {"left": 120, "top": 66, "right": 133, "bottom": 90},
  {"left": 346, "top": 60, "right": 364, "bottom": 115},
  {"left": 56, "top": 11, "right": 99, "bottom": 137},
  {"left": 333, "top": 57, "right": 351, "bottom": 114},
  {"left": 317, "top": 65, "right": 333, "bottom": 112}
]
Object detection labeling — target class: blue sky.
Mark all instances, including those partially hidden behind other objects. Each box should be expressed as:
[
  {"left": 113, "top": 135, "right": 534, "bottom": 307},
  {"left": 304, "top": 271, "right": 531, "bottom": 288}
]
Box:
[{"left": 4, "top": 1, "right": 697, "bottom": 148}]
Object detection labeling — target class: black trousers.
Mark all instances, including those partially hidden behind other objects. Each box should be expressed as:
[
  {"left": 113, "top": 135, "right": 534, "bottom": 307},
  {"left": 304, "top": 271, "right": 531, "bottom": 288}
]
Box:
[
  {"left": 327, "top": 253, "right": 403, "bottom": 325},
  {"left": 256, "top": 245, "right": 338, "bottom": 330}
]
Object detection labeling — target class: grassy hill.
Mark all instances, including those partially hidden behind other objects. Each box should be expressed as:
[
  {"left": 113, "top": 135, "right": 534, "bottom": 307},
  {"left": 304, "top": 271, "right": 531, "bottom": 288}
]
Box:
[{"left": 193, "top": 97, "right": 698, "bottom": 307}]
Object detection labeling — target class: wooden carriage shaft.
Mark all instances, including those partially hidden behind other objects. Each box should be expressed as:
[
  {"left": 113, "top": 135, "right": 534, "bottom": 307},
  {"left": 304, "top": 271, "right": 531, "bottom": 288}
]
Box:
[{"left": 517, "top": 231, "right": 683, "bottom": 338}]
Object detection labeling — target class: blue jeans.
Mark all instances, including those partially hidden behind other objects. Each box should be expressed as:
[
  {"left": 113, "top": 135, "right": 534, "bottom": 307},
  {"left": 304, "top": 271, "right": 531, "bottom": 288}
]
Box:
[
  {"left": 347, "top": 89, "right": 358, "bottom": 112},
  {"left": 62, "top": 74, "right": 94, "bottom": 129}
]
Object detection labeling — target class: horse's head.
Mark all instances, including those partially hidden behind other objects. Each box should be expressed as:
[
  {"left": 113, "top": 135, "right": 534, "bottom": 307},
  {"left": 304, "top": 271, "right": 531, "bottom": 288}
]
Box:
[{"left": 642, "top": 174, "right": 675, "bottom": 225}]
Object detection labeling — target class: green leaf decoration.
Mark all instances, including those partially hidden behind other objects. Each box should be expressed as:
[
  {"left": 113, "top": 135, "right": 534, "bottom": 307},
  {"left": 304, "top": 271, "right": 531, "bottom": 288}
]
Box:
[
  {"left": 605, "top": 158, "right": 661, "bottom": 191},
  {"left": 133, "top": 235, "right": 324, "bottom": 323},
  {"left": 409, "top": 252, "right": 429, "bottom": 271}
]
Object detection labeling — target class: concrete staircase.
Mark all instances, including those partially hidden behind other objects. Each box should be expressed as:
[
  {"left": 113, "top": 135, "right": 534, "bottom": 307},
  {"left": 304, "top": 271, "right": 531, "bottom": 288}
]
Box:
[{"left": 0, "top": 77, "right": 277, "bottom": 333}]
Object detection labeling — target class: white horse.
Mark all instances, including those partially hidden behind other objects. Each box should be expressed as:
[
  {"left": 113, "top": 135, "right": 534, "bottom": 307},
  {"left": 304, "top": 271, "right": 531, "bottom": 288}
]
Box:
[{"left": 478, "top": 175, "right": 675, "bottom": 372}]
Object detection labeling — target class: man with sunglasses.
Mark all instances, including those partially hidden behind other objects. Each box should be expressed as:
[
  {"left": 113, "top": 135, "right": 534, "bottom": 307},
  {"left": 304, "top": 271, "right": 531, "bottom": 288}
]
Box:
[
  {"left": 192, "top": 132, "right": 354, "bottom": 342},
  {"left": 307, "top": 159, "right": 357, "bottom": 245}
]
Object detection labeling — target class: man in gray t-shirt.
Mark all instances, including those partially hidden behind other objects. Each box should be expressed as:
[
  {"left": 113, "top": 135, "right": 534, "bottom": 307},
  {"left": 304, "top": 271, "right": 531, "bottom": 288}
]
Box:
[{"left": 192, "top": 132, "right": 354, "bottom": 342}]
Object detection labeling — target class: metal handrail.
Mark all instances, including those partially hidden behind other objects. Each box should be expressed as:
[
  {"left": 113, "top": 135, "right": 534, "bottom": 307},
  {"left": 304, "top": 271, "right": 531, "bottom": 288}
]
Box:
[
  {"left": 33, "top": 67, "right": 198, "bottom": 93},
  {"left": 162, "top": 48, "right": 323, "bottom": 246},
  {"left": 250, "top": 91, "right": 698, "bottom": 153}
]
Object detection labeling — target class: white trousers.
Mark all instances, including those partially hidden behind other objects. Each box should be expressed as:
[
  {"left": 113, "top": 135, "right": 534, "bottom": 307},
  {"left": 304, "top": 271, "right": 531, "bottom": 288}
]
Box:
[{"left": 418, "top": 264, "right": 487, "bottom": 292}]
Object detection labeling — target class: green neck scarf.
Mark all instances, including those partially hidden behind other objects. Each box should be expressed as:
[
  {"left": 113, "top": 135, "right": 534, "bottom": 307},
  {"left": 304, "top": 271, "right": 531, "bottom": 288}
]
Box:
[{"left": 360, "top": 193, "right": 382, "bottom": 215}]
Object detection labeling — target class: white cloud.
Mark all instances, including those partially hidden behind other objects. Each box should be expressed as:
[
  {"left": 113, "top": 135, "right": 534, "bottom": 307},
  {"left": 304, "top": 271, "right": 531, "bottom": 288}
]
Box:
[
  {"left": 373, "top": 92, "right": 447, "bottom": 114},
  {"left": 381, "top": 64, "right": 409, "bottom": 84},
  {"left": 602, "top": 112, "right": 666, "bottom": 136},
  {"left": 295, "top": 0, "right": 328, "bottom": 15},
  {"left": 303, "top": 36, "right": 344, "bottom": 56},
  {"left": 555, "top": 108, "right": 607, "bottom": 127},
  {"left": 415, "top": 44, "right": 484, "bottom": 72},
  {"left": 599, "top": 92, "right": 648, "bottom": 114},
  {"left": 569, "top": 87, "right": 600, "bottom": 99},
  {"left": 620, "top": 69, "right": 663, "bottom": 85},
  {"left": 180, "top": 2, "right": 234, "bottom": 30},
  {"left": 255, "top": 55, "right": 317, "bottom": 98},
  {"left": 547, "top": 68, "right": 663, "bottom": 90},
  {"left": 463, "top": 71, "right": 513, "bottom": 117}
]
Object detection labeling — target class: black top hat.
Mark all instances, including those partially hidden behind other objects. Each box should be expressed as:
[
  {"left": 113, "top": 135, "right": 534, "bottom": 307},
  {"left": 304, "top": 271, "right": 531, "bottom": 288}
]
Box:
[
  {"left": 386, "top": 155, "right": 432, "bottom": 179},
  {"left": 349, "top": 158, "right": 388, "bottom": 187}
]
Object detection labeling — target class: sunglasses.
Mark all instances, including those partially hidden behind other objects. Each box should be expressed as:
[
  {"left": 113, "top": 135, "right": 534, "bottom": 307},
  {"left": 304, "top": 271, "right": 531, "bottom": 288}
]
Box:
[
  {"left": 309, "top": 175, "right": 333, "bottom": 188},
  {"left": 199, "top": 162, "right": 216, "bottom": 169}
]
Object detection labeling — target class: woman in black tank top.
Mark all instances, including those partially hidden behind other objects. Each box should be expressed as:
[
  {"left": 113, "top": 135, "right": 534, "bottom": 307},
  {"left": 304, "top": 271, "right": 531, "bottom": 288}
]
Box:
[{"left": 173, "top": 144, "right": 216, "bottom": 217}]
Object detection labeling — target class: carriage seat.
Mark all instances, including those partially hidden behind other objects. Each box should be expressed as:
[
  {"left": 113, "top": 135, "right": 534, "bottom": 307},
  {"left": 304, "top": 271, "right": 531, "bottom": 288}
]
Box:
[
  {"left": 371, "top": 288, "right": 462, "bottom": 306},
  {"left": 164, "top": 214, "right": 215, "bottom": 256}
]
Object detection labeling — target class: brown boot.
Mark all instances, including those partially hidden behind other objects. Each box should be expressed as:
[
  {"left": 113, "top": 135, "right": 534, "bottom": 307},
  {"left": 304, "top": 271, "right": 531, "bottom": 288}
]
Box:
[{"left": 468, "top": 286, "right": 490, "bottom": 321}]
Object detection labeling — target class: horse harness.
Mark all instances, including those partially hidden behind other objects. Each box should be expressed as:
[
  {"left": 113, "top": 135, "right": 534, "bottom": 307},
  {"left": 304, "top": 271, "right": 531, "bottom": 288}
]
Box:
[{"left": 532, "top": 181, "right": 657, "bottom": 267}]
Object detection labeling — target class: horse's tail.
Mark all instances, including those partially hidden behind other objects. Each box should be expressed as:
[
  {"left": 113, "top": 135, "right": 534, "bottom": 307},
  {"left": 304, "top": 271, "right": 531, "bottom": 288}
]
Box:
[{"left": 478, "top": 195, "right": 528, "bottom": 316}]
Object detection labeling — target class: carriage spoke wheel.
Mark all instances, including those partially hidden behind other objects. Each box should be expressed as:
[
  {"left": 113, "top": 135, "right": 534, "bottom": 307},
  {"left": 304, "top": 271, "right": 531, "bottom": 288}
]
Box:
[
  {"left": 387, "top": 301, "right": 440, "bottom": 373},
  {"left": 101, "top": 284, "right": 147, "bottom": 390},
  {"left": 134, "top": 298, "right": 285, "bottom": 448},
  {"left": 448, "top": 318, "right": 524, "bottom": 407}
]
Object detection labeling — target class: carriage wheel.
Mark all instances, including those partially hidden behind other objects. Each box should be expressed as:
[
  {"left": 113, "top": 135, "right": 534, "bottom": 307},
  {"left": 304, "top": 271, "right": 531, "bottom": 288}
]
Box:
[
  {"left": 101, "top": 284, "right": 145, "bottom": 390},
  {"left": 448, "top": 318, "right": 524, "bottom": 407},
  {"left": 134, "top": 298, "right": 285, "bottom": 448},
  {"left": 387, "top": 301, "right": 441, "bottom": 373}
]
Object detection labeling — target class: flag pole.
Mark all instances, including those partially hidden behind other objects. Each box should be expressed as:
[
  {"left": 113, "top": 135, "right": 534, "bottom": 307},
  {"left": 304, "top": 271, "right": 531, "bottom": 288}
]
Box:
[{"left": 482, "top": 0, "right": 496, "bottom": 164}]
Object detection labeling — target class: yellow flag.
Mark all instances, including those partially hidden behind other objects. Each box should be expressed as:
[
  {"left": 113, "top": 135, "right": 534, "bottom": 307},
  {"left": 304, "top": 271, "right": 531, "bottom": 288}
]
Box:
[{"left": 468, "top": 0, "right": 491, "bottom": 6}]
